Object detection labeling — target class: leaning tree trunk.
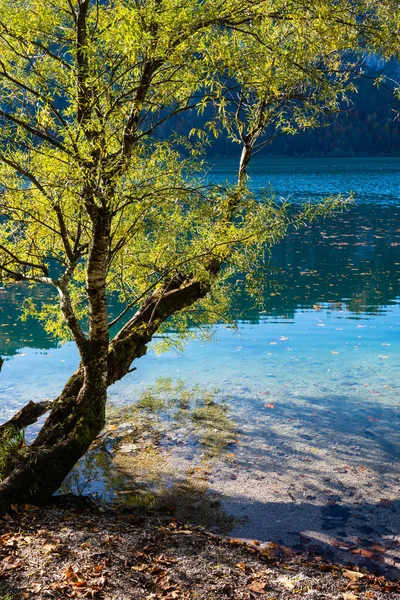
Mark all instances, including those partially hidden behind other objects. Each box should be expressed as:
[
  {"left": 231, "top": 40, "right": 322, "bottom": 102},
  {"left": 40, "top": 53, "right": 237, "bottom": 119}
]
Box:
[
  {"left": 0, "top": 277, "right": 211, "bottom": 512},
  {"left": 0, "top": 363, "right": 107, "bottom": 508}
]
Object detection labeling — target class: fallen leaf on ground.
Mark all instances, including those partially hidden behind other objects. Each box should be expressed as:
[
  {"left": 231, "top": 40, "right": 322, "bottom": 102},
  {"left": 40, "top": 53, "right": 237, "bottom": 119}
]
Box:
[
  {"left": 343, "top": 570, "right": 364, "bottom": 583},
  {"left": 360, "top": 549, "right": 374, "bottom": 559},
  {"left": 247, "top": 580, "right": 267, "bottom": 593},
  {"left": 43, "top": 537, "right": 62, "bottom": 554},
  {"left": 131, "top": 563, "right": 148, "bottom": 571},
  {"left": 371, "top": 544, "right": 386, "bottom": 553},
  {"left": 278, "top": 576, "right": 295, "bottom": 590},
  {"left": 378, "top": 498, "right": 392, "bottom": 508},
  {"left": 1, "top": 556, "right": 22, "bottom": 571}
]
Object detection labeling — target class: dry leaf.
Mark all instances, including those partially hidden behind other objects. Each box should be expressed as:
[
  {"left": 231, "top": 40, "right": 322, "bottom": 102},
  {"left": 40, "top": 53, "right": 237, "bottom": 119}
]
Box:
[
  {"left": 65, "top": 566, "right": 78, "bottom": 582},
  {"left": 43, "top": 538, "right": 61, "bottom": 554},
  {"left": 235, "top": 562, "right": 246, "bottom": 572},
  {"left": 164, "top": 592, "right": 181, "bottom": 600},
  {"left": 2, "top": 556, "right": 22, "bottom": 571},
  {"left": 131, "top": 563, "right": 148, "bottom": 571},
  {"left": 343, "top": 570, "right": 364, "bottom": 583},
  {"left": 360, "top": 549, "right": 374, "bottom": 559},
  {"left": 247, "top": 580, "right": 267, "bottom": 593},
  {"left": 371, "top": 544, "right": 385, "bottom": 553},
  {"left": 278, "top": 576, "right": 295, "bottom": 590},
  {"left": 378, "top": 498, "right": 392, "bottom": 508}
]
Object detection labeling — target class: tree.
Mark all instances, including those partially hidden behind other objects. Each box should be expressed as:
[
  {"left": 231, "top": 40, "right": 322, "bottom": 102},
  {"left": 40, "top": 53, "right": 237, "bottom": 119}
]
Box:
[{"left": 0, "top": 0, "right": 396, "bottom": 509}]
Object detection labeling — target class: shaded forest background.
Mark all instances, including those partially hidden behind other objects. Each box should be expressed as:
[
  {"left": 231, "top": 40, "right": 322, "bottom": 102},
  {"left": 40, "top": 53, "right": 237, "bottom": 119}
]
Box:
[{"left": 159, "top": 58, "right": 400, "bottom": 157}]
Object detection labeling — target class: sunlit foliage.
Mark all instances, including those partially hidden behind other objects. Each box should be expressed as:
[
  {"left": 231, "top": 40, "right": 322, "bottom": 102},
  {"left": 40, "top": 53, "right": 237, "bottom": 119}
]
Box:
[{"left": 0, "top": 0, "right": 397, "bottom": 346}]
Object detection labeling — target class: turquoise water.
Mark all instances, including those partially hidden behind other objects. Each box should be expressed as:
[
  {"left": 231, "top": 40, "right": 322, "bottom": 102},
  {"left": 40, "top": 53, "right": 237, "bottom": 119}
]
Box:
[
  {"left": 0, "top": 158, "right": 399, "bottom": 568},
  {"left": 1, "top": 157, "right": 399, "bottom": 414},
  {"left": 1, "top": 157, "right": 399, "bottom": 406}
]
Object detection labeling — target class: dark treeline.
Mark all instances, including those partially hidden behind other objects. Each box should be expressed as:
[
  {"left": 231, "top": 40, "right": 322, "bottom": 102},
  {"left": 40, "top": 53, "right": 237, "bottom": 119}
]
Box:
[{"left": 159, "top": 59, "right": 400, "bottom": 158}]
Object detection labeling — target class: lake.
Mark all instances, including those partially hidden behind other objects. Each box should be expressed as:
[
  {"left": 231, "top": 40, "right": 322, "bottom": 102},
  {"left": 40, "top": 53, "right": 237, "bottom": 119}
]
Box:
[{"left": 0, "top": 157, "right": 399, "bottom": 574}]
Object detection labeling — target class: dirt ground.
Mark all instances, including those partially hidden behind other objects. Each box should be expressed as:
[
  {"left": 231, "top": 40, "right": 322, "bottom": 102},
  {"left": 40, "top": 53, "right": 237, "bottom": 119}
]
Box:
[{"left": 0, "top": 498, "right": 398, "bottom": 600}]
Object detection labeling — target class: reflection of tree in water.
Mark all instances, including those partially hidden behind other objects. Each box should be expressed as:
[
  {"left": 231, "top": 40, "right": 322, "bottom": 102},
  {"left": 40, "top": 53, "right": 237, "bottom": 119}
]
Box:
[
  {"left": 1, "top": 206, "right": 400, "bottom": 355},
  {"left": 235, "top": 205, "right": 400, "bottom": 322},
  {"left": 0, "top": 285, "right": 54, "bottom": 355},
  {"left": 61, "top": 380, "right": 238, "bottom": 531}
]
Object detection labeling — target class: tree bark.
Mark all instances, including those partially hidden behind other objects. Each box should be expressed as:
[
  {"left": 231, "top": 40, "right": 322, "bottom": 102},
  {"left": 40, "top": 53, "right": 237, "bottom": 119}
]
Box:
[
  {"left": 0, "top": 265, "right": 211, "bottom": 513},
  {"left": 0, "top": 366, "right": 106, "bottom": 509},
  {"left": 0, "top": 401, "right": 52, "bottom": 436}
]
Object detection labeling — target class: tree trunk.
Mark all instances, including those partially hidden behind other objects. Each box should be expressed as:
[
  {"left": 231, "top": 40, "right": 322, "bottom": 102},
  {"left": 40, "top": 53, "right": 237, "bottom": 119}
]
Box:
[
  {"left": 0, "top": 360, "right": 107, "bottom": 510},
  {"left": 0, "top": 277, "right": 212, "bottom": 512}
]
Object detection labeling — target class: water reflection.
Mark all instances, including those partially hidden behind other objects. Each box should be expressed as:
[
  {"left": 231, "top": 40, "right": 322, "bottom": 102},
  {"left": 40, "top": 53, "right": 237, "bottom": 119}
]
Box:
[
  {"left": 237, "top": 204, "right": 400, "bottom": 322},
  {"left": 1, "top": 203, "right": 399, "bottom": 355},
  {"left": 0, "top": 286, "right": 54, "bottom": 355}
]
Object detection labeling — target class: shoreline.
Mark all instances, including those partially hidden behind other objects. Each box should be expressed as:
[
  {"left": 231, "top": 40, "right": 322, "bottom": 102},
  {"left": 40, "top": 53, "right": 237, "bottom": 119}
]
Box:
[{"left": 0, "top": 500, "right": 399, "bottom": 599}]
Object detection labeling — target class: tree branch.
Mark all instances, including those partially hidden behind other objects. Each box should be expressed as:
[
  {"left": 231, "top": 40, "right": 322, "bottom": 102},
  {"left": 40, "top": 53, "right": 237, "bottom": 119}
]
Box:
[
  {"left": 55, "top": 276, "right": 88, "bottom": 358},
  {"left": 0, "top": 401, "right": 53, "bottom": 436},
  {"left": 0, "top": 109, "right": 70, "bottom": 155},
  {"left": 76, "top": 0, "right": 91, "bottom": 127},
  {"left": 0, "top": 244, "right": 49, "bottom": 277}
]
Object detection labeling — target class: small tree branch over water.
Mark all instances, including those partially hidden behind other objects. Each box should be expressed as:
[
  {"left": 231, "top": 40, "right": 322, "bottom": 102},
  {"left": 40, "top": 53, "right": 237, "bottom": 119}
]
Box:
[{"left": 0, "top": 0, "right": 397, "bottom": 509}]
